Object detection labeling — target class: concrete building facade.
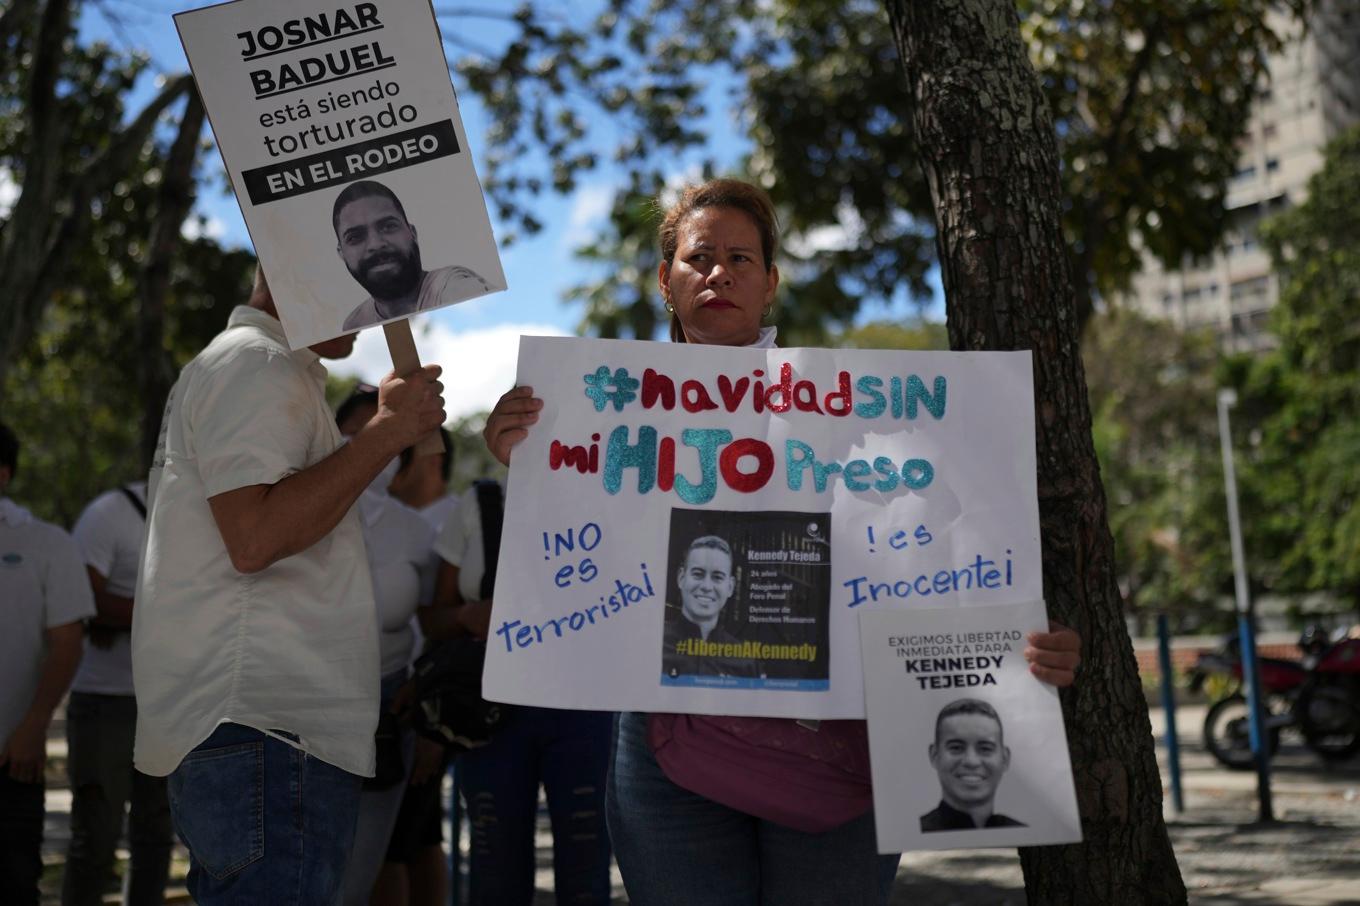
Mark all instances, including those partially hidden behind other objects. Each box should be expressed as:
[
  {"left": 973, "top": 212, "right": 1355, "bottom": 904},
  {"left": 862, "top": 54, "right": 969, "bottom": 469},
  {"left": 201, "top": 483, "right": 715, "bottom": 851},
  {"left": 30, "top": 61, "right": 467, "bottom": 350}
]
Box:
[{"left": 1122, "top": 3, "right": 1360, "bottom": 351}]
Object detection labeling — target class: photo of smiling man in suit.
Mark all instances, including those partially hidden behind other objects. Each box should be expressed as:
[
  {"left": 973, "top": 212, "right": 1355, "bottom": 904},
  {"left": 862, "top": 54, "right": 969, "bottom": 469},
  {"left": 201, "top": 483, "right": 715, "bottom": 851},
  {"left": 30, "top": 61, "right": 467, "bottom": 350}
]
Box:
[{"left": 920, "top": 698, "right": 1026, "bottom": 832}]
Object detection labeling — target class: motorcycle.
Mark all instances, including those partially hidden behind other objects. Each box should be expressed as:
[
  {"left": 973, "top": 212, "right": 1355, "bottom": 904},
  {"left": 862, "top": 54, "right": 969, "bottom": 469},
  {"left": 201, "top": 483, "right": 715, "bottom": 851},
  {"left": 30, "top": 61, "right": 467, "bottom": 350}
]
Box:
[{"left": 1190, "top": 624, "right": 1360, "bottom": 769}]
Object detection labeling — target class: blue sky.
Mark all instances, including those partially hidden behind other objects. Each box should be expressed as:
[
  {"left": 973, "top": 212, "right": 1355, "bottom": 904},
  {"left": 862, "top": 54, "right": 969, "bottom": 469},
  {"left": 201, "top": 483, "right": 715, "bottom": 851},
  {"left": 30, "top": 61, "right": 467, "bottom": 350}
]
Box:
[{"left": 78, "top": 1, "right": 939, "bottom": 417}]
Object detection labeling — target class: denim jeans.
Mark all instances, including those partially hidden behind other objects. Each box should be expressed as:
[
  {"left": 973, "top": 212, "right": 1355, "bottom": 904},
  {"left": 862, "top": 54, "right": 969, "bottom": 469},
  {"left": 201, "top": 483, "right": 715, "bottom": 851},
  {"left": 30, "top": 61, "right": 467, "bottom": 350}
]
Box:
[
  {"left": 457, "top": 706, "right": 614, "bottom": 906},
  {"left": 62, "top": 692, "right": 173, "bottom": 906},
  {"left": 0, "top": 771, "right": 44, "bottom": 906},
  {"left": 607, "top": 712, "right": 901, "bottom": 906},
  {"left": 167, "top": 722, "right": 363, "bottom": 905}
]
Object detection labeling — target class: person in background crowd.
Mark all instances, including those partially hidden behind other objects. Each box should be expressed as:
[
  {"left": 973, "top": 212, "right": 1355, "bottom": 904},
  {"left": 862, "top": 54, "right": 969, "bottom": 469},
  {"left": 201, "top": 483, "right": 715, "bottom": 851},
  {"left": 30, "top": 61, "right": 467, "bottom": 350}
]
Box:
[
  {"left": 62, "top": 480, "right": 174, "bottom": 905},
  {"left": 335, "top": 388, "right": 439, "bottom": 906},
  {"left": 131, "top": 269, "right": 445, "bottom": 905},
  {"left": 483, "top": 179, "right": 1082, "bottom": 905},
  {"left": 383, "top": 425, "right": 458, "bottom": 906},
  {"left": 425, "top": 478, "right": 614, "bottom": 906},
  {"left": 389, "top": 425, "right": 458, "bottom": 530},
  {"left": 0, "top": 421, "right": 95, "bottom": 906}
]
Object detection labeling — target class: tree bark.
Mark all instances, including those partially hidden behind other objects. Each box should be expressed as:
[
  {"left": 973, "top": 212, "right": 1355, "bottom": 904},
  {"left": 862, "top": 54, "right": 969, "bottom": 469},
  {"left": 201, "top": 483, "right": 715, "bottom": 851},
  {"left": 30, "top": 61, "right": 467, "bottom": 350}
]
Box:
[
  {"left": 883, "top": 1, "right": 1186, "bottom": 902},
  {"left": 138, "top": 90, "right": 206, "bottom": 472}
]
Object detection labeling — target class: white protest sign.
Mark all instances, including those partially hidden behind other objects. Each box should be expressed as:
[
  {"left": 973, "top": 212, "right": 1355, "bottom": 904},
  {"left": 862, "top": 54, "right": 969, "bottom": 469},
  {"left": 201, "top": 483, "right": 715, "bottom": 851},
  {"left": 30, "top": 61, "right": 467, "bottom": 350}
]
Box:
[
  {"left": 176, "top": 0, "right": 505, "bottom": 348},
  {"left": 484, "top": 336, "right": 1042, "bottom": 718},
  {"left": 858, "top": 601, "right": 1081, "bottom": 852}
]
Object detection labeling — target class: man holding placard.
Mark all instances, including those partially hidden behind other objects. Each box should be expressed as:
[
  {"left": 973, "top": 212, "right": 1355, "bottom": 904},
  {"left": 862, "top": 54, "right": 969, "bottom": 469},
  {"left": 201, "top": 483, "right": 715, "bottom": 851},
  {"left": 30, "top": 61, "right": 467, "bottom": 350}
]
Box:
[
  {"left": 131, "top": 270, "right": 445, "bottom": 904},
  {"left": 175, "top": 0, "right": 506, "bottom": 351}
]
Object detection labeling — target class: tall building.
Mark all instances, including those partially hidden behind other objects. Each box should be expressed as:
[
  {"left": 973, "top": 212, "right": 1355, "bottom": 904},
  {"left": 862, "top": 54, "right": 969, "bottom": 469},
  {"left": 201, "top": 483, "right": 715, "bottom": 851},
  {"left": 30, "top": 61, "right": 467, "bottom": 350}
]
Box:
[{"left": 1122, "top": 3, "right": 1360, "bottom": 352}]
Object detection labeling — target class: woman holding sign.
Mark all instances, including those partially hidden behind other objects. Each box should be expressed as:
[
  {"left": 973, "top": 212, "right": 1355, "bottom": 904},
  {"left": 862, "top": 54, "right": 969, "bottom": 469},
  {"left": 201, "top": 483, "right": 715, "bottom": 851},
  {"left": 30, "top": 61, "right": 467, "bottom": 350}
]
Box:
[{"left": 484, "top": 179, "right": 1081, "bottom": 904}]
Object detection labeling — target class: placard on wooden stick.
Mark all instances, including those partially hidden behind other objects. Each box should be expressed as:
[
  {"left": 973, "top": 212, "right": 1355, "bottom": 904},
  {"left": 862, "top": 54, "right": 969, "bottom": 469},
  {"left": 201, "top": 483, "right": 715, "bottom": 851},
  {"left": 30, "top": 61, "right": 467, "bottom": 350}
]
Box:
[{"left": 175, "top": 0, "right": 506, "bottom": 350}]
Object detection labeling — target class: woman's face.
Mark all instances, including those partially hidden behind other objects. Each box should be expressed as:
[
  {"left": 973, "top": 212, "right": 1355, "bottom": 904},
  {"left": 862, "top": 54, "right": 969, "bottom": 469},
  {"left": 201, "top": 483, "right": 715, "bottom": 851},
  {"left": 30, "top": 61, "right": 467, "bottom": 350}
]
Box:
[{"left": 660, "top": 206, "right": 779, "bottom": 347}]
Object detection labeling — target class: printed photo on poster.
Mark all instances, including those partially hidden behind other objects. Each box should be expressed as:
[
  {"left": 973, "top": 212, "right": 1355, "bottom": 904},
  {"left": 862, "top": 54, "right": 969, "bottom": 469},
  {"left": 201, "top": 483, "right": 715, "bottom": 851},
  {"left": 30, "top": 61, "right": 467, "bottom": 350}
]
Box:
[
  {"left": 332, "top": 179, "right": 493, "bottom": 330},
  {"left": 859, "top": 601, "right": 1081, "bottom": 852},
  {"left": 919, "top": 699, "right": 1027, "bottom": 832},
  {"left": 175, "top": 0, "right": 507, "bottom": 349},
  {"left": 661, "top": 509, "right": 831, "bottom": 691}
]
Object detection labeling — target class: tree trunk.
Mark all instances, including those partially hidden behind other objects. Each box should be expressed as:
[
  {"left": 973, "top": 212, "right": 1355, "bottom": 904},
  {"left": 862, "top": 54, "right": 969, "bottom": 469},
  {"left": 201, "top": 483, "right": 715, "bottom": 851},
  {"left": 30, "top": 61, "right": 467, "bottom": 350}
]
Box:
[
  {"left": 883, "top": 1, "right": 1186, "bottom": 902},
  {"left": 138, "top": 90, "right": 206, "bottom": 473}
]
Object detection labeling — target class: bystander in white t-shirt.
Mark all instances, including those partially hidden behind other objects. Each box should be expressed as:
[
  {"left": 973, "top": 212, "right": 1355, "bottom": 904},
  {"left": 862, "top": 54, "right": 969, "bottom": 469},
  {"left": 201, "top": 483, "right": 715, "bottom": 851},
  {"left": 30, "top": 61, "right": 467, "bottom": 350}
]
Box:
[
  {"left": 357, "top": 482, "right": 435, "bottom": 677},
  {"left": 417, "top": 495, "right": 458, "bottom": 534},
  {"left": 132, "top": 306, "right": 380, "bottom": 778},
  {"left": 70, "top": 483, "right": 146, "bottom": 696},
  {"left": 432, "top": 484, "right": 494, "bottom": 602},
  {"left": 401, "top": 493, "right": 457, "bottom": 663},
  {"left": 0, "top": 498, "right": 96, "bottom": 747}
]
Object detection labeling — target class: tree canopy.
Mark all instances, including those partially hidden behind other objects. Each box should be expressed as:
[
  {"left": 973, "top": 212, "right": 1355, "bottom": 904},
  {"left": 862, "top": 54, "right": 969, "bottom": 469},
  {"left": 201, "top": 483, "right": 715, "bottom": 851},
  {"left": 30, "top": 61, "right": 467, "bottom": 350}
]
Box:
[
  {"left": 452, "top": 0, "right": 1309, "bottom": 340},
  {"left": 1237, "top": 124, "right": 1360, "bottom": 612}
]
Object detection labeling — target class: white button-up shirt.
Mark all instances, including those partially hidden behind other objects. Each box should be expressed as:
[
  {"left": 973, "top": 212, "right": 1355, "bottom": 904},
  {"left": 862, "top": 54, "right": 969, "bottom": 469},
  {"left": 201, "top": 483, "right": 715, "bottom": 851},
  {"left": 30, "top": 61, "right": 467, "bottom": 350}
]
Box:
[{"left": 132, "top": 305, "right": 379, "bottom": 778}]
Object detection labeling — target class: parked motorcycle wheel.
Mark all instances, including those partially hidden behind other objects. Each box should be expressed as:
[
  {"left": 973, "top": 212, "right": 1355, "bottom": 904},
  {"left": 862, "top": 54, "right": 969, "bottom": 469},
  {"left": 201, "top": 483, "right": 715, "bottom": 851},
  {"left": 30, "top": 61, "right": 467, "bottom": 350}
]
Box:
[
  {"left": 1299, "top": 684, "right": 1360, "bottom": 761},
  {"left": 1204, "top": 695, "right": 1280, "bottom": 770}
]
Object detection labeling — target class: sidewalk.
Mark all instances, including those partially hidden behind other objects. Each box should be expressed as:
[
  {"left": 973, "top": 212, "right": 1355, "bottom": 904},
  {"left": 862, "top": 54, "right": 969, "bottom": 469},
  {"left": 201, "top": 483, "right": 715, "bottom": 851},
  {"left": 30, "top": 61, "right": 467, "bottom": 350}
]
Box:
[{"left": 38, "top": 703, "right": 1360, "bottom": 904}]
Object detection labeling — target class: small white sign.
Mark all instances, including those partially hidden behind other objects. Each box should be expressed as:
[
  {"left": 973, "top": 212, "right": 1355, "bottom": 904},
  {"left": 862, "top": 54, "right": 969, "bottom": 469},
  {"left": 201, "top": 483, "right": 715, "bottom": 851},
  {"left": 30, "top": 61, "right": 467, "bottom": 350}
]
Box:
[
  {"left": 483, "top": 336, "right": 1043, "bottom": 719},
  {"left": 859, "top": 600, "right": 1082, "bottom": 852},
  {"left": 176, "top": 0, "right": 506, "bottom": 348}
]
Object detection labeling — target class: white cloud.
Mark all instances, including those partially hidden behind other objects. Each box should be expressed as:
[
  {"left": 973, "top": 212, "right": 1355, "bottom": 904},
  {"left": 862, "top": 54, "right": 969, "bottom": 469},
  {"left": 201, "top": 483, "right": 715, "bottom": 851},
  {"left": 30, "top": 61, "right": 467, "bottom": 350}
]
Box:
[
  {"left": 561, "top": 182, "right": 617, "bottom": 250},
  {"left": 331, "top": 319, "right": 571, "bottom": 421},
  {"left": 0, "top": 168, "right": 19, "bottom": 218},
  {"left": 783, "top": 202, "right": 866, "bottom": 257},
  {"left": 658, "top": 164, "right": 707, "bottom": 210},
  {"left": 181, "top": 214, "right": 228, "bottom": 242}
]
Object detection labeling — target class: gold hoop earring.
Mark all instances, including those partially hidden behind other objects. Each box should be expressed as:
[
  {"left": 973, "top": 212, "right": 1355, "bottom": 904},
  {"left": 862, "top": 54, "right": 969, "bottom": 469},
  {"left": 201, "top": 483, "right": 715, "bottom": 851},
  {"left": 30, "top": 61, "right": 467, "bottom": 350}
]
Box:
[{"left": 762, "top": 303, "right": 774, "bottom": 320}]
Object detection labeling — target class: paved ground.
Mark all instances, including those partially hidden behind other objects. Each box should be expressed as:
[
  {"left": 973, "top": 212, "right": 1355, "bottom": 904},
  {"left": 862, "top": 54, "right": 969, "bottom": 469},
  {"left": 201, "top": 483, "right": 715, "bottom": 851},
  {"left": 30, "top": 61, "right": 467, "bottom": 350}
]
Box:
[{"left": 38, "top": 703, "right": 1360, "bottom": 904}]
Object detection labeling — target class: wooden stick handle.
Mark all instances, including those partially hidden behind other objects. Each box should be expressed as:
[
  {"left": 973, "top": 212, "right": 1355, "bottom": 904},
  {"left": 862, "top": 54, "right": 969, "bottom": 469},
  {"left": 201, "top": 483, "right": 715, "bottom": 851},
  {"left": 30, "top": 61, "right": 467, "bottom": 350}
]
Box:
[{"left": 383, "top": 319, "right": 444, "bottom": 457}]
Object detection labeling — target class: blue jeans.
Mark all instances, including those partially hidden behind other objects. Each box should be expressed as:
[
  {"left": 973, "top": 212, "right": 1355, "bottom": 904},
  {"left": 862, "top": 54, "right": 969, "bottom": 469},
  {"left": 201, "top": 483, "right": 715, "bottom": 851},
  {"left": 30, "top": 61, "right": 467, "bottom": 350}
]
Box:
[
  {"left": 457, "top": 706, "right": 614, "bottom": 905},
  {"left": 63, "top": 692, "right": 173, "bottom": 906},
  {"left": 607, "top": 712, "right": 901, "bottom": 906},
  {"left": 167, "top": 722, "right": 363, "bottom": 905}
]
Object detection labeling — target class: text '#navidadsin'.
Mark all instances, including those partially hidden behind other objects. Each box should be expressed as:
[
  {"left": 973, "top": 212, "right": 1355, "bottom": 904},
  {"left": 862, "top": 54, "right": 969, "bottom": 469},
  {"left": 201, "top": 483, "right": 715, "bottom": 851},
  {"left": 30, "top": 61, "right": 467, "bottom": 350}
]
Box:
[{"left": 546, "top": 363, "right": 948, "bottom": 504}]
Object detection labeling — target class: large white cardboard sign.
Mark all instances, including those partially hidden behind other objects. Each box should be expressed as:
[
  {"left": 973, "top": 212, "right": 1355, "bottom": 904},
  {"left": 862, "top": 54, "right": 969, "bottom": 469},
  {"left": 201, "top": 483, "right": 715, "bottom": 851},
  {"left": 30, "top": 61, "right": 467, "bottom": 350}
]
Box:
[
  {"left": 484, "top": 337, "right": 1042, "bottom": 718},
  {"left": 176, "top": 0, "right": 505, "bottom": 348},
  {"left": 859, "top": 601, "right": 1082, "bottom": 852}
]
